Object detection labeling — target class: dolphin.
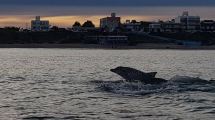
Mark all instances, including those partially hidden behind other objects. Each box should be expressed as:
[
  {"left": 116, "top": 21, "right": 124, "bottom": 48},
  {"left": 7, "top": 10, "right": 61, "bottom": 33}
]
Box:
[{"left": 110, "top": 66, "right": 167, "bottom": 84}]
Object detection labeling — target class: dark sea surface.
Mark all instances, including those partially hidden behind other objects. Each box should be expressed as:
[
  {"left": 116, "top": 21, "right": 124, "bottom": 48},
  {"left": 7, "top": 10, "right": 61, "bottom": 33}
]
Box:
[{"left": 0, "top": 49, "right": 215, "bottom": 120}]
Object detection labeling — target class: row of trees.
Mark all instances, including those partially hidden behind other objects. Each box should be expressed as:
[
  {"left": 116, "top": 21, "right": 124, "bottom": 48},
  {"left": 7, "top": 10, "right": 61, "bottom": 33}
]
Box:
[
  {"left": 47, "top": 20, "right": 96, "bottom": 32},
  {"left": 0, "top": 27, "right": 20, "bottom": 32},
  {"left": 72, "top": 21, "right": 95, "bottom": 28}
]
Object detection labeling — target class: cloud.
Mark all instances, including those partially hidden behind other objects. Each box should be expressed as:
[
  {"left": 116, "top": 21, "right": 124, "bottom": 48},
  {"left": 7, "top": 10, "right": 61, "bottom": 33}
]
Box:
[
  {"left": 1, "top": 0, "right": 215, "bottom": 6},
  {"left": 0, "top": 0, "right": 215, "bottom": 16},
  {"left": 0, "top": 6, "right": 214, "bottom": 17}
]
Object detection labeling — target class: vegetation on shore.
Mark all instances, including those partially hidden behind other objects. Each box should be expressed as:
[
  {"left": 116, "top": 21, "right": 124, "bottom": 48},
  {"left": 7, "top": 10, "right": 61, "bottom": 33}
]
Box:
[{"left": 0, "top": 27, "right": 215, "bottom": 46}]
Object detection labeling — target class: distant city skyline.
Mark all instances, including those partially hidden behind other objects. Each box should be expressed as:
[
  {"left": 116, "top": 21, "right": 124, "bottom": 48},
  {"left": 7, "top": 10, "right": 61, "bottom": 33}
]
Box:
[{"left": 0, "top": 0, "right": 215, "bottom": 27}]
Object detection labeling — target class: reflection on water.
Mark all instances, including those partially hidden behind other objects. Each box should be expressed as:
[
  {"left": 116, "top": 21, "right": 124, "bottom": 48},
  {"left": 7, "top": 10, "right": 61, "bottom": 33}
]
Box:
[{"left": 0, "top": 49, "right": 215, "bottom": 120}]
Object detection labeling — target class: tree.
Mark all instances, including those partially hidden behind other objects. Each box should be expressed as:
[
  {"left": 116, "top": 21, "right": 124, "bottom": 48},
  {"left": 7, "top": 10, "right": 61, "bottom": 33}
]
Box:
[
  {"left": 131, "top": 20, "right": 137, "bottom": 23},
  {"left": 82, "top": 20, "right": 95, "bottom": 28},
  {"left": 3, "top": 27, "right": 20, "bottom": 32},
  {"left": 73, "top": 21, "right": 81, "bottom": 27},
  {"left": 50, "top": 26, "right": 59, "bottom": 31}
]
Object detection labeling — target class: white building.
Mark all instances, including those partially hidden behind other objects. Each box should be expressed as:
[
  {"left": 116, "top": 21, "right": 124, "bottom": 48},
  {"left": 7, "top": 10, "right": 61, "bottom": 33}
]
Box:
[
  {"left": 201, "top": 20, "right": 215, "bottom": 32},
  {"left": 87, "top": 36, "right": 128, "bottom": 46},
  {"left": 31, "top": 16, "right": 50, "bottom": 31},
  {"left": 174, "top": 11, "right": 200, "bottom": 32},
  {"left": 123, "top": 20, "right": 142, "bottom": 32},
  {"left": 100, "top": 13, "right": 121, "bottom": 32},
  {"left": 149, "top": 23, "right": 162, "bottom": 32}
]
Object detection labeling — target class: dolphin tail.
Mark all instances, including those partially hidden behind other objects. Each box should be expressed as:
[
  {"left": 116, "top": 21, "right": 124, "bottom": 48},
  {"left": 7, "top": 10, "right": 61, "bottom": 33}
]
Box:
[{"left": 147, "top": 72, "right": 157, "bottom": 78}]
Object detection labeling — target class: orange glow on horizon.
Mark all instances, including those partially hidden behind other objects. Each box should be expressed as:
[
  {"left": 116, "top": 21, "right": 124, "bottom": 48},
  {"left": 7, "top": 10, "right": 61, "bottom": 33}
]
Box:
[{"left": 0, "top": 15, "right": 170, "bottom": 28}]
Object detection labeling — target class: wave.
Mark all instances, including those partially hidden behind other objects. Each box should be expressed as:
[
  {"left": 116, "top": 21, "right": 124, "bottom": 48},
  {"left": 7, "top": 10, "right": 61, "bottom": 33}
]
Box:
[{"left": 92, "top": 76, "right": 215, "bottom": 96}]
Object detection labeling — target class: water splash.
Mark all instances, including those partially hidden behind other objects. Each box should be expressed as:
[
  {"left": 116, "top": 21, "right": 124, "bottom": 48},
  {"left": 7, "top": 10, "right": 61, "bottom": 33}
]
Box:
[{"left": 93, "top": 76, "right": 215, "bottom": 96}]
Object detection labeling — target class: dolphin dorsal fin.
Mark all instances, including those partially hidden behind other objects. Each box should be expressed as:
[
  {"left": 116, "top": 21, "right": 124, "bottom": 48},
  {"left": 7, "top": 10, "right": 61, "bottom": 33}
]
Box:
[{"left": 147, "top": 72, "right": 157, "bottom": 78}]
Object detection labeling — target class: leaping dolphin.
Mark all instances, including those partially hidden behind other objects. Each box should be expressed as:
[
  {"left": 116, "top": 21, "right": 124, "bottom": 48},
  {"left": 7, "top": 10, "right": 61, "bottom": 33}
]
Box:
[{"left": 110, "top": 66, "right": 167, "bottom": 84}]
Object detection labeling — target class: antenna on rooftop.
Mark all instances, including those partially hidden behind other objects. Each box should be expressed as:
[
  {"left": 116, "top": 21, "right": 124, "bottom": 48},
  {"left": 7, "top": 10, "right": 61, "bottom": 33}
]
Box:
[
  {"left": 111, "top": 13, "right": 116, "bottom": 17},
  {"left": 36, "top": 16, "right": 40, "bottom": 21},
  {"left": 182, "top": 11, "right": 189, "bottom": 16}
]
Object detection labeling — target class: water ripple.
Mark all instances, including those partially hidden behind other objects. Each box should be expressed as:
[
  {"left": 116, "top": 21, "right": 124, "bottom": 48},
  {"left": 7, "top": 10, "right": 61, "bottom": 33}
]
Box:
[{"left": 0, "top": 49, "right": 215, "bottom": 120}]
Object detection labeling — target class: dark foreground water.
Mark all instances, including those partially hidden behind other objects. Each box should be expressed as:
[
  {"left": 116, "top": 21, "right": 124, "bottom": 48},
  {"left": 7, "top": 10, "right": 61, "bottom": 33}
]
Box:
[{"left": 0, "top": 49, "right": 215, "bottom": 120}]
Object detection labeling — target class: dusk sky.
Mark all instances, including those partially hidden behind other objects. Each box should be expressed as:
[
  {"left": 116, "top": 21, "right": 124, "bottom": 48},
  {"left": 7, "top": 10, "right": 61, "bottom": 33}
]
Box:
[{"left": 0, "top": 0, "right": 215, "bottom": 27}]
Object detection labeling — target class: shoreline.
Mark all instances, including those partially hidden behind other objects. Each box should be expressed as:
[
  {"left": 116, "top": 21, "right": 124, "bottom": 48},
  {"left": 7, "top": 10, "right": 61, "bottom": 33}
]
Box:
[{"left": 0, "top": 44, "right": 215, "bottom": 50}]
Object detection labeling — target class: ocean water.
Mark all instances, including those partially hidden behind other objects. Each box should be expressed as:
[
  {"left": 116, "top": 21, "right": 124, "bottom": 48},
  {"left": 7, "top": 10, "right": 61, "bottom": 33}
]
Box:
[{"left": 0, "top": 49, "right": 215, "bottom": 120}]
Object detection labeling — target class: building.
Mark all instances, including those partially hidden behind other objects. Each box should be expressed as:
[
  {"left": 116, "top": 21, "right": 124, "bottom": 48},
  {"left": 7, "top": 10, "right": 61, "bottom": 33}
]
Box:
[
  {"left": 100, "top": 13, "right": 121, "bottom": 32},
  {"left": 201, "top": 20, "right": 215, "bottom": 32},
  {"left": 122, "top": 20, "right": 142, "bottom": 32},
  {"left": 161, "top": 21, "right": 182, "bottom": 33},
  {"left": 87, "top": 36, "right": 128, "bottom": 46},
  {"left": 98, "top": 36, "right": 128, "bottom": 46},
  {"left": 31, "top": 16, "right": 50, "bottom": 31},
  {"left": 149, "top": 23, "right": 162, "bottom": 32},
  {"left": 174, "top": 11, "right": 200, "bottom": 32},
  {"left": 140, "top": 21, "right": 152, "bottom": 32}
]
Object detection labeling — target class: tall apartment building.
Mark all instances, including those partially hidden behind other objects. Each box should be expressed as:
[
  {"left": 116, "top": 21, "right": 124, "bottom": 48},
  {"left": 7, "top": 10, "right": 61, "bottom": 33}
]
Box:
[
  {"left": 100, "top": 13, "right": 121, "bottom": 32},
  {"left": 31, "top": 16, "right": 50, "bottom": 31},
  {"left": 174, "top": 11, "right": 200, "bottom": 32}
]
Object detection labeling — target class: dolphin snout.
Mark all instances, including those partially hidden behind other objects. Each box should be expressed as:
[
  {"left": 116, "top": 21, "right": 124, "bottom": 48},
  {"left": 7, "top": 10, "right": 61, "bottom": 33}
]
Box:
[{"left": 110, "top": 69, "right": 115, "bottom": 72}]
